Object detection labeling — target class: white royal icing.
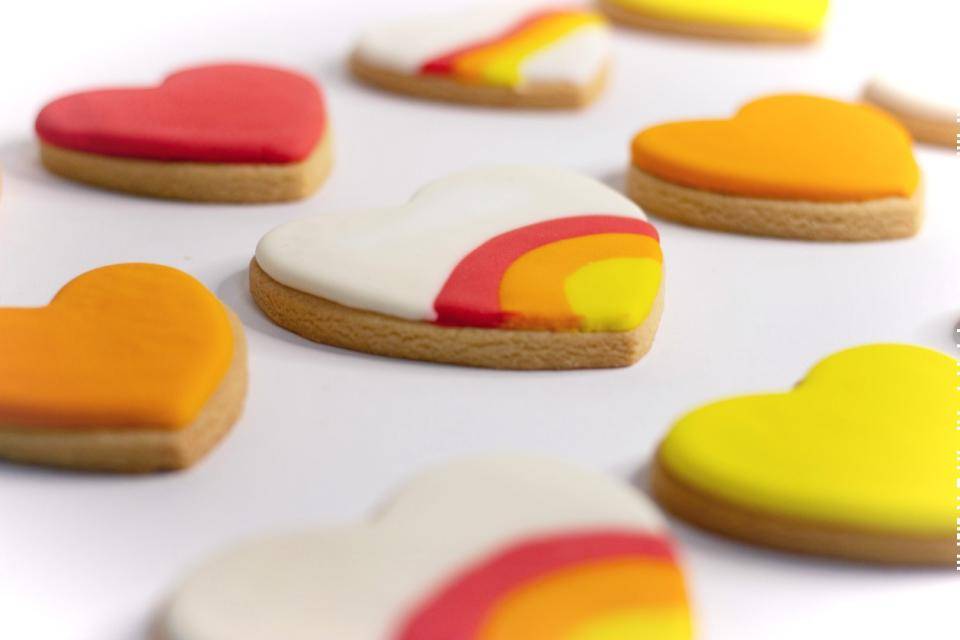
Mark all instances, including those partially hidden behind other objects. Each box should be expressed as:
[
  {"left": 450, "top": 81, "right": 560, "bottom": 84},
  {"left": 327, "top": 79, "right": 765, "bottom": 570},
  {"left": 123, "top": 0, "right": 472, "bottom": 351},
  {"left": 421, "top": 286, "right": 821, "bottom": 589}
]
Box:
[
  {"left": 254, "top": 166, "right": 645, "bottom": 321},
  {"left": 866, "top": 72, "right": 960, "bottom": 125},
  {"left": 162, "top": 456, "right": 667, "bottom": 640},
  {"left": 353, "top": 2, "right": 610, "bottom": 86}
]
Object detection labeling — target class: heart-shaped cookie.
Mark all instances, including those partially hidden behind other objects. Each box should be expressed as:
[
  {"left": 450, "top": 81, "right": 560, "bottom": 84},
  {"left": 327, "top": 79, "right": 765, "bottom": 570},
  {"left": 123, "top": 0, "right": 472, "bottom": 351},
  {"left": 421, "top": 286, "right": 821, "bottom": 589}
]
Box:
[
  {"left": 35, "top": 63, "right": 331, "bottom": 202},
  {"left": 0, "top": 264, "right": 246, "bottom": 472},
  {"left": 251, "top": 166, "right": 664, "bottom": 369},
  {"left": 599, "top": 0, "right": 828, "bottom": 42},
  {"left": 864, "top": 70, "right": 960, "bottom": 148},
  {"left": 628, "top": 94, "right": 922, "bottom": 241},
  {"left": 350, "top": 4, "right": 611, "bottom": 108},
  {"left": 652, "top": 344, "right": 955, "bottom": 565},
  {"left": 162, "top": 456, "right": 693, "bottom": 640}
]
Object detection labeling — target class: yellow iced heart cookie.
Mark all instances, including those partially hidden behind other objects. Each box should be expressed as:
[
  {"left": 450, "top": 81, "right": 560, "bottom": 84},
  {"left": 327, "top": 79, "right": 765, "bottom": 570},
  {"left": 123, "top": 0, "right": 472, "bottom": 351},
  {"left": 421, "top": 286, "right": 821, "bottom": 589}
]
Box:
[
  {"left": 652, "top": 344, "right": 956, "bottom": 565},
  {"left": 600, "top": 0, "right": 828, "bottom": 42}
]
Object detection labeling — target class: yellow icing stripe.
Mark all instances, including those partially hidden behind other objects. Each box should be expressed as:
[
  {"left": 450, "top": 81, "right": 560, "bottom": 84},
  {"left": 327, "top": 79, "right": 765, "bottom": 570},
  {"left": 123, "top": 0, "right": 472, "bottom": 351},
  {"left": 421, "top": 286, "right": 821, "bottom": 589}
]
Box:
[
  {"left": 609, "top": 0, "right": 828, "bottom": 32},
  {"left": 565, "top": 258, "right": 662, "bottom": 332},
  {"left": 498, "top": 234, "right": 662, "bottom": 332},
  {"left": 659, "top": 344, "right": 957, "bottom": 536},
  {"left": 455, "top": 12, "right": 605, "bottom": 87},
  {"left": 565, "top": 608, "right": 693, "bottom": 640}
]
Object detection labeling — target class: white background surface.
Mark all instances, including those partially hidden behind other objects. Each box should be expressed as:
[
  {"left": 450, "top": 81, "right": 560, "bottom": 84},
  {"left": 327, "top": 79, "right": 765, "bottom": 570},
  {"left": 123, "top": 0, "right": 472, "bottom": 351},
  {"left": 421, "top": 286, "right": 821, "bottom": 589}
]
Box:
[{"left": 0, "top": 1, "right": 958, "bottom": 638}]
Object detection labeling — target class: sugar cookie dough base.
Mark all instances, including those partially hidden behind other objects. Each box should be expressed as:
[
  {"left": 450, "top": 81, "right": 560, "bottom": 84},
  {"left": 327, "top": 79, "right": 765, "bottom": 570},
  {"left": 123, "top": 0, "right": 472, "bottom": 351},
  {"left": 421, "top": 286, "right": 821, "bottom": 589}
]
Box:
[
  {"left": 250, "top": 258, "right": 661, "bottom": 370},
  {"left": 38, "top": 135, "right": 332, "bottom": 203},
  {"left": 651, "top": 457, "right": 953, "bottom": 566},
  {"left": 0, "top": 313, "right": 247, "bottom": 473},
  {"left": 627, "top": 166, "right": 923, "bottom": 241},
  {"left": 862, "top": 95, "right": 957, "bottom": 149},
  {"left": 349, "top": 52, "right": 608, "bottom": 110},
  {"left": 597, "top": 0, "right": 820, "bottom": 42}
]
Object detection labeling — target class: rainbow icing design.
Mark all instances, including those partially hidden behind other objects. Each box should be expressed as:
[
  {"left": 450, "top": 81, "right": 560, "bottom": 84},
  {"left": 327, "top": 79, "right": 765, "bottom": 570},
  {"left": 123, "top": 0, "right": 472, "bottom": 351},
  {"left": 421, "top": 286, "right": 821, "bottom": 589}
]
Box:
[
  {"left": 162, "top": 456, "right": 693, "bottom": 640},
  {"left": 420, "top": 9, "right": 606, "bottom": 87},
  {"left": 396, "top": 530, "right": 690, "bottom": 639},
  {"left": 355, "top": 5, "right": 610, "bottom": 88},
  {"left": 255, "top": 167, "right": 663, "bottom": 333},
  {"left": 435, "top": 215, "right": 662, "bottom": 331}
]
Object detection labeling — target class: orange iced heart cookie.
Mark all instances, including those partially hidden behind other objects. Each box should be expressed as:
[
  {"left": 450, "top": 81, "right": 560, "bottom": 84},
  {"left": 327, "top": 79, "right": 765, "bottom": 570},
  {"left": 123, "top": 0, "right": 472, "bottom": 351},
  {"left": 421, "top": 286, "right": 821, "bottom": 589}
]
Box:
[
  {"left": 628, "top": 94, "right": 923, "bottom": 241},
  {"left": 0, "top": 263, "right": 247, "bottom": 472}
]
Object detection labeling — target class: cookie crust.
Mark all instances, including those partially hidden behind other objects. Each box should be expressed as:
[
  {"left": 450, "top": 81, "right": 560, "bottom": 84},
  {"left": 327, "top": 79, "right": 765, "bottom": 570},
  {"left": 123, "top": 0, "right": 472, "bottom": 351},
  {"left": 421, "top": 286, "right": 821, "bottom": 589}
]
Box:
[
  {"left": 651, "top": 455, "right": 954, "bottom": 566},
  {"left": 597, "top": 0, "right": 821, "bottom": 43},
  {"left": 627, "top": 165, "right": 923, "bottom": 241},
  {"left": 862, "top": 94, "right": 957, "bottom": 148},
  {"left": 348, "top": 51, "right": 608, "bottom": 110},
  {"left": 249, "top": 258, "right": 662, "bottom": 370},
  {"left": 38, "top": 134, "right": 332, "bottom": 203},
  {"left": 0, "top": 312, "right": 247, "bottom": 473}
]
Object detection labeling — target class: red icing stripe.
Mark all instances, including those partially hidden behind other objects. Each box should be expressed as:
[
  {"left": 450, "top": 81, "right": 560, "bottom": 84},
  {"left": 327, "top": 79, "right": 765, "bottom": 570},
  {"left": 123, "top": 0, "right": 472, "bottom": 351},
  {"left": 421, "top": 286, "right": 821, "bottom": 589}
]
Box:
[
  {"left": 393, "top": 529, "right": 676, "bottom": 640},
  {"left": 433, "top": 215, "right": 659, "bottom": 327},
  {"left": 420, "top": 9, "right": 563, "bottom": 75},
  {"left": 35, "top": 64, "right": 326, "bottom": 163}
]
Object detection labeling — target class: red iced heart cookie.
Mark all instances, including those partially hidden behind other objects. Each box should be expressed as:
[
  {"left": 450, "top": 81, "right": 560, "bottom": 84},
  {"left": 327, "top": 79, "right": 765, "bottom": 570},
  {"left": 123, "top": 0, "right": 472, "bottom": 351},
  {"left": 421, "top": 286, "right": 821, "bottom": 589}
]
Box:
[
  {"left": 36, "top": 63, "right": 326, "bottom": 163},
  {"left": 35, "top": 64, "right": 332, "bottom": 202}
]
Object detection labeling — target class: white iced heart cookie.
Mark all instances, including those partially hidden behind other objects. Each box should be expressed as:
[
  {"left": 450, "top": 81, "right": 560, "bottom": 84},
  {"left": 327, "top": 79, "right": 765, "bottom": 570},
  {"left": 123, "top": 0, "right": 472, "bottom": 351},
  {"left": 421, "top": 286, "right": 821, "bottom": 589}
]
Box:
[
  {"left": 864, "top": 71, "right": 960, "bottom": 148},
  {"left": 162, "top": 456, "right": 693, "bottom": 640},
  {"left": 349, "top": 3, "right": 611, "bottom": 108},
  {"left": 251, "top": 166, "right": 665, "bottom": 370}
]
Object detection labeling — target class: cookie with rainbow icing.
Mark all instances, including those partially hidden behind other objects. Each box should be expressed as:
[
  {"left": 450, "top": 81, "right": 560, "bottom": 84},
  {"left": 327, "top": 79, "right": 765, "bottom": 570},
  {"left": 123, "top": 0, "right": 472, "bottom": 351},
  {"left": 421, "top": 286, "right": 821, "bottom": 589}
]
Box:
[
  {"left": 162, "top": 455, "right": 693, "bottom": 640},
  {"left": 349, "top": 4, "right": 611, "bottom": 108},
  {"left": 628, "top": 94, "right": 923, "bottom": 241},
  {"left": 0, "top": 264, "right": 246, "bottom": 472},
  {"left": 250, "top": 166, "right": 664, "bottom": 369},
  {"left": 35, "top": 63, "right": 331, "bottom": 203},
  {"left": 864, "top": 72, "right": 960, "bottom": 149},
  {"left": 599, "top": 0, "right": 828, "bottom": 42},
  {"left": 652, "top": 344, "right": 956, "bottom": 566}
]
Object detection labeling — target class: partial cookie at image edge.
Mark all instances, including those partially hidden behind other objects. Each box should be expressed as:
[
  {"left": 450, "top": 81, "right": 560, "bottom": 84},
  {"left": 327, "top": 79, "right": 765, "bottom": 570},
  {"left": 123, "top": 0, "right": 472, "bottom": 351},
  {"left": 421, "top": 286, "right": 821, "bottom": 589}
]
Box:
[
  {"left": 650, "top": 455, "right": 954, "bottom": 566},
  {"left": 0, "top": 311, "right": 248, "bottom": 473},
  {"left": 596, "top": 0, "right": 823, "bottom": 43}
]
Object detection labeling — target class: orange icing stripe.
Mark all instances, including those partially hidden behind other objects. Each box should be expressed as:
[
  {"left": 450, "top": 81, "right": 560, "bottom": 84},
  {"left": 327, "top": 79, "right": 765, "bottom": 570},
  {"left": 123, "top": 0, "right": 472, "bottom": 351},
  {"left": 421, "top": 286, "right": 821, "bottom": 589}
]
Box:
[
  {"left": 477, "top": 558, "right": 690, "bottom": 640},
  {"left": 631, "top": 94, "right": 919, "bottom": 201},
  {"left": 499, "top": 233, "right": 662, "bottom": 330},
  {"left": 421, "top": 10, "right": 604, "bottom": 86},
  {"left": 0, "top": 264, "right": 234, "bottom": 430}
]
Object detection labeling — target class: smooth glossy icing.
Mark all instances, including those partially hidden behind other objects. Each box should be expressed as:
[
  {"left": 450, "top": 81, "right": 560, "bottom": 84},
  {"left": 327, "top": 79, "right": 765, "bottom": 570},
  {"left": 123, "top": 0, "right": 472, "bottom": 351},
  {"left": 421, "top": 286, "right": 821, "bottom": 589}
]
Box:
[
  {"left": 659, "top": 344, "right": 956, "bottom": 536},
  {"left": 608, "top": 0, "right": 827, "bottom": 33},
  {"left": 0, "top": 264, "right": 234, "bottom": 429},
  {"left": 164, "top": 456, "right": 692, "bottom": 640},
  {"left": 632, "top": 94, "right": 919, "bottom": 202},
  {"left": 255, "top": 166, "right": 663, "bottom": 332},
  {"left": 35, "top": 64, "right": 327, "bottom": 163},
  {"left": 355, "top": 4, "right": 610, "bottom": 87}
]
